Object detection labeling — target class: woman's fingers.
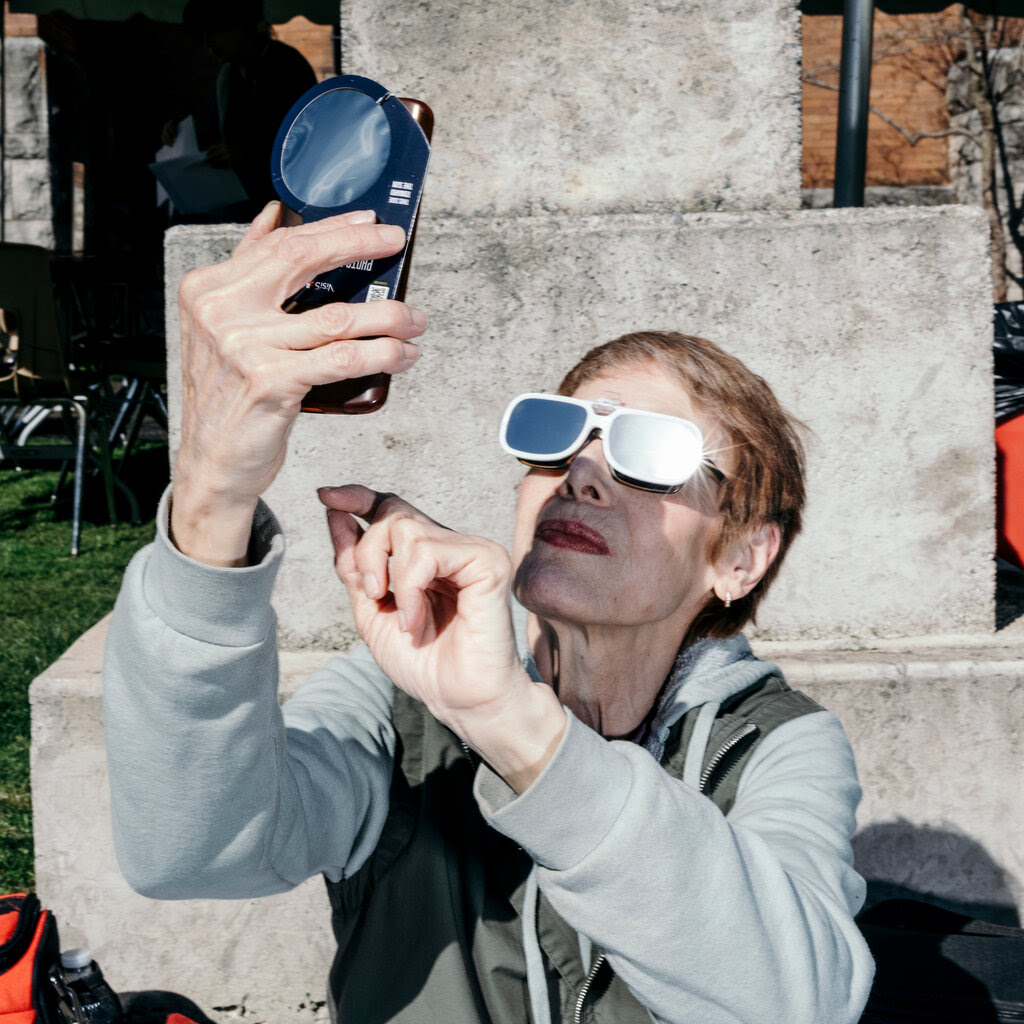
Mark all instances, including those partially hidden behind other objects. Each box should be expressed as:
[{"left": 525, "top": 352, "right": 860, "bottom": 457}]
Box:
[
  {"left": 319, "top": 484, "right": 400, "bottom": 520},
  {"left": 261, "top": 221, "right": 408, "bottom": 305},
  {"left": 321, "top": 486, "right": 510, "bottom": 640},
  {"left": 233, "top": 206, "right": 373, "bottom": 261},
  {"left": 270, "top": 298, "right": 427, "bottom": 352},
  {"left": 325, "top": 507, "right": 364, "bottom": 584},
  {"left": 320, "top": 488, "right": 433, "bottom": 600},
  {"left": 210, "top": 213, "right": 406, "bottom": 314},
  {"left": 293, "top": 337, "right": 421, "bottom": 390}
]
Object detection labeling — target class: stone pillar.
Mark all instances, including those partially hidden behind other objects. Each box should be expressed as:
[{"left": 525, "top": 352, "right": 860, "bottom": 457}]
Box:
[
  {"left": 339, "top": 0, "right": 802, "bottom": 218},
  {"left": 2, "top": 36, "right": 53, "bottom": 247}
]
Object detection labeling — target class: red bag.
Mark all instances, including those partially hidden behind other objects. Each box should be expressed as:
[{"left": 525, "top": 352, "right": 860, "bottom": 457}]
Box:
[{"left": 0, "top": 893, "right": 60, "bottom": 1024}]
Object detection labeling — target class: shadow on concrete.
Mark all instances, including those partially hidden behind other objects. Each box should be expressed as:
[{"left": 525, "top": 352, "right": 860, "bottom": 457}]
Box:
[
  {"left": 853, "top": 821, "right": 1024, "bottom": 1023},
  {"left": 853, "top": 820, "right": 1020, "bottom": 927},
  {"left": 120, "top": 990, "right": 219, "bottom": 1024},
  {"left": 996, "top": 556, "right": 1024, "bottom": 630}
]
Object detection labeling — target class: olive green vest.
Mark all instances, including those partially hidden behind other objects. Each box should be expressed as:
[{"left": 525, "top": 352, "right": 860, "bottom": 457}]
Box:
[{"left": 325, "top": 677, "right": 822, "bottom": 1023}]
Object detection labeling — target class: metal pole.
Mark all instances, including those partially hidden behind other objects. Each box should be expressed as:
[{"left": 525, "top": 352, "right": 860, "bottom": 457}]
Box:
[{"left": 833, "top": 0, "right": 874, "bottom": 208}]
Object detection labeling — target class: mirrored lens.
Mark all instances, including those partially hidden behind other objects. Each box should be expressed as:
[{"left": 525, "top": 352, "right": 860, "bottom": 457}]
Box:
[
  {"left": 609, "top": 413, "right": 703, "bottom": 483},
  {"left": 281, "top": 88, "right": 391, "bottom": 207},
  {"left": 505, "top": 398, "right": 588, "bottom": 457}
]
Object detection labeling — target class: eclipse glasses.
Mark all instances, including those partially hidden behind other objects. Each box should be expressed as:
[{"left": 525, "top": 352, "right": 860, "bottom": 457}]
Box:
[{"left": 499, "top": 393, "right": 724, "bottom": 494}]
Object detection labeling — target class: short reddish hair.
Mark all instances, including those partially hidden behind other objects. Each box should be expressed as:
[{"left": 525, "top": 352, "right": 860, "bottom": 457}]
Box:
[{"left": 558, "top": 330, "right": 805, "bottom": 640}]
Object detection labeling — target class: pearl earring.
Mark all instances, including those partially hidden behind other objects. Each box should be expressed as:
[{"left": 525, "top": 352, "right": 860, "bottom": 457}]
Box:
[{"left": 724, "top": 591, "right": 732, "bottom": 608}]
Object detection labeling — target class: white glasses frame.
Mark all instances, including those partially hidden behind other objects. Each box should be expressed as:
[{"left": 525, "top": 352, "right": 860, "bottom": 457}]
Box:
[{"left": 499, "top": 393, "right": 724, "bottom": 494}]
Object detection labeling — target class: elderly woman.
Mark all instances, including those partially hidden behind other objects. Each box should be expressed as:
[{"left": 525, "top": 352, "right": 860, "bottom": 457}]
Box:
[{"left": 104, "top": 205, "right": 874, "bottom": 1024}]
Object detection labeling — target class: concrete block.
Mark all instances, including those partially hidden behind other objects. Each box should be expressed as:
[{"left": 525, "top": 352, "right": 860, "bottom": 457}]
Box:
[
  {"left": 339, "top": 0, "right": 802, "bottom": 217},
  {"left": 31, "top": 619, "right": 334, "bottom": 1023},
  {"left": 31, "top": 618, "right": 1024, "bottom": 1020},
  {"left": 760, "top": 631, "right": 1024, "bottom": 921},
  {"left": 2, "top": 37, "right": 47, "bottom": 138},
  {"left": 165, "top": 204, "right": 994, "bottom": 646},
  {"left": 4, "top": 157, "right": 53, "bottom": 222},
  {"left": 1, "top": 217, "right": 55, "bottom": 248},
  {"left": 2, "top": 37, "right": 51, "bottom": 241}
]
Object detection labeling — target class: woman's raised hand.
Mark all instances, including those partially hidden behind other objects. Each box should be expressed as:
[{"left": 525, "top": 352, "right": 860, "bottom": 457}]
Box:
[
  {"left": 170, "top": 202, "right": 427, "bottom": 566},
  {"left": 320, "top": 485, "right": 567, "bottom": 792}
]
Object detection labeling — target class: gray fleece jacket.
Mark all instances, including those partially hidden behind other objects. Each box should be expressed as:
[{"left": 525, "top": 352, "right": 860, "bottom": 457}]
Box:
[{"left": 103, "top": 493, "right": 874, "bottom": 1024}]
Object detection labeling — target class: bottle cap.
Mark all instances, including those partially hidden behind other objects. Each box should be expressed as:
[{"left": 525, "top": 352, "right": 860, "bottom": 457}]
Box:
[{"left": 60, "top": 947, "right": 92, "bottom": 969}]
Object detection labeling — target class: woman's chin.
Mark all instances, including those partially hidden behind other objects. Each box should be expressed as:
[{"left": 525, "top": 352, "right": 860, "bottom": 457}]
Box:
[{"left": 513, "top": 562, "right": 592, "bottom": 624}]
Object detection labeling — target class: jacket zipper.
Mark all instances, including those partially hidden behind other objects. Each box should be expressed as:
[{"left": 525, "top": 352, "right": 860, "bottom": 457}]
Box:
[
  {"left": 699, "top": 721, "right": 759, "bottom": 795},
  {"left": 573, "top": 951, "right": 607, "bottom": 1024},
  {"left": 572, "top": 723, "right": 760, "bottom": 1021}
]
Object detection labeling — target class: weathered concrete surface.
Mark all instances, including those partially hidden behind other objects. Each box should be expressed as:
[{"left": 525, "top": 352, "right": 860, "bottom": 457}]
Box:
[
  {"left": 2, "top": 36, "right": 54, "bottom": 247},
  {"left": 339, "top": 0, "right": 802, "bottom": 217},
  {"left": 30, "top": 620, "right": 335, "bottom": 1023},
  {"left": 165, "top": 204, "right": 994, "bottom": 646},
  {"left": 1, "top": 38, "right": 54, "bottom": 247},
  {"left": 31, "top": 618, "right": 1024, "bottom": 1020},
  {"left": 760, "top": 633, "right": 1024, "bottom": 920},
  {"left": 2, "top": 39, "right": 48, "bottom": 158}
]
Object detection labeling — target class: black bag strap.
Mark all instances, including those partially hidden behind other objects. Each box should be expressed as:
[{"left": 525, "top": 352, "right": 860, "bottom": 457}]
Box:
[{"left": 0, "top": 892, "right": 42, "bottom": 971}]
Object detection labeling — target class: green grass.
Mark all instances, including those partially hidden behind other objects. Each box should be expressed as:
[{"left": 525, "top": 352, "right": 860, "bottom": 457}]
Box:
[{"left": 0, "top": 445, "right": 168, "bottom": 892}]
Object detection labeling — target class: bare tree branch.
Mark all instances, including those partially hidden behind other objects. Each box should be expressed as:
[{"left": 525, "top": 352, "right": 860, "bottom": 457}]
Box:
[{"left": 801, "top": 73, "right": 984, "bottom": 146}]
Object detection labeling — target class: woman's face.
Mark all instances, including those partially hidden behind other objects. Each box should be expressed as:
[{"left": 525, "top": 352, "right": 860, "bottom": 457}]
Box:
[{"left": 512, "top": 362, "right": 727, "bottom": 634}]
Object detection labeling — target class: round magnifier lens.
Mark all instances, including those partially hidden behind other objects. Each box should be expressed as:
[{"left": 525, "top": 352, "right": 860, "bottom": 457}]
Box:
[
  {"left": 609, "top": 414, "right": 703, "bottom": 484},
  {"left": 505, "top": 398, "right": 588, "bottom": 458},
  {"left": 281, "top": 88, "right": 392, "bottom": 208}
]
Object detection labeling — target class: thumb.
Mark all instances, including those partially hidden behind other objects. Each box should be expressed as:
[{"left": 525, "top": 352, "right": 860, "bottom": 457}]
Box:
[{"left": 326, "top": 507, "right": 362, "bottom": 584}]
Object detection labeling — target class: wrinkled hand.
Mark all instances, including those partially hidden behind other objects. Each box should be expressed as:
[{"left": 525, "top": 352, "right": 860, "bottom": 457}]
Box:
[
  {"left": 171, "top": 202, "right": 426, "bottom": 565},
  {"left": 320, "top": 485, "right": 566, "bottom": 791}
]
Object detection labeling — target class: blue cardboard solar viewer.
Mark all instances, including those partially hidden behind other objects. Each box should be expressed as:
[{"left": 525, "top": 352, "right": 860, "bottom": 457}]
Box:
[{"left": 271, "top": 74, "right": 432, "bottom": 413}]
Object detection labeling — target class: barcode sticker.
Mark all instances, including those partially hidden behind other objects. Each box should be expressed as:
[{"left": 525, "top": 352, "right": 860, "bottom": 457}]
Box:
[{"left": 367, "top": 282, "right": 390, "bottom": 302}]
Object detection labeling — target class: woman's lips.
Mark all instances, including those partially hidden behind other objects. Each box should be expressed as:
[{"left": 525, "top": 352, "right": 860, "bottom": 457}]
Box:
[{"left": 536, "top": 518, "right": 611, "bottom": 555}]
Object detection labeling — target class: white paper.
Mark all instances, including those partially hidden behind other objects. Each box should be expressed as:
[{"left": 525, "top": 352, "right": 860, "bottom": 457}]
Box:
[{"left": 150, "top": 115, "right": 248, "bottom": 214}]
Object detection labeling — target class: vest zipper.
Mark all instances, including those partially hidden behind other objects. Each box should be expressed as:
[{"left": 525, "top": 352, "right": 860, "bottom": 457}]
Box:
[
  {"left": 699, "top": 721, "right": 759, "bottom": 795},
  {"left": 573, "top": 720, "right": 759, "bottom": 1022},
  {"left": 573, "top": 951, "right": 607, "bottom": 1024}
]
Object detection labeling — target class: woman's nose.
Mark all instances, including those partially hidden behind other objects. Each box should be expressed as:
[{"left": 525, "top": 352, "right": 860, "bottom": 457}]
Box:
[{"left": 558, "top": 437, "right": 611, "bottom": 502}]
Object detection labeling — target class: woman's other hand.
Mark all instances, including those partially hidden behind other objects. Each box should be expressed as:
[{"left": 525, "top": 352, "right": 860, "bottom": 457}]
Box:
[
  {"left": 321, "top": 485, "right": 567, "bottom": 792},
  {"left": 171, "top": 202, "right": 426, "bottom": 566}
]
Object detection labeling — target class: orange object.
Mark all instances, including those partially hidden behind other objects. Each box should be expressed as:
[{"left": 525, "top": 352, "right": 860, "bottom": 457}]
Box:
[
  {"left": 996, "top": 413, "right": 1024, "bottom": 569},
  {"left": 0, "top": 893, "right": 58, "bottom": 1023}
]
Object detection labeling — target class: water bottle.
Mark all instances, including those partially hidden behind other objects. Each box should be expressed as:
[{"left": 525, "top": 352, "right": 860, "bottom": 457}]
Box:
[{"left": 57, "top": 948, "right": 124, "bottom": 1024}]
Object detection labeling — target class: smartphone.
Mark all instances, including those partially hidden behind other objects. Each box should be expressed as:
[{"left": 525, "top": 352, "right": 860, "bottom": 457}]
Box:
[{"left": 270, "top": 77, "right": 434, "bottom": 414}]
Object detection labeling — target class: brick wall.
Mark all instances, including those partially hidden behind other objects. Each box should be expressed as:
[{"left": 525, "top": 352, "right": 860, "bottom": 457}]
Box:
[
  {"left": 802, "top": 11, "right": 955, "bottom": 188},
  {"left": 3, "top": 2, "right": 36, "bottom": 36}
]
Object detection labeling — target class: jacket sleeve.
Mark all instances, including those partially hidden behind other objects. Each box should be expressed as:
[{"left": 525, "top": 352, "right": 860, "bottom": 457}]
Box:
[
  {"left": 473, "top": 707, "right": 874, "bottom": 1024},
  {"left": 102, "top": 489, "right": 396, "bottom": 899}
]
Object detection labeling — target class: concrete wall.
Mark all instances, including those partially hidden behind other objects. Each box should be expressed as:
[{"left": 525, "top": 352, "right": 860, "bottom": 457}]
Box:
[
  {"left": 30, "top": 623, "right": 335, "bottom": 1024},
  {"left": 2, "top": 37, "right": 54, "bottom": 247},
  {"left": 165, "top": 203, "right": 994, "bottom": 647},
  {"left": 30, "top": 619, "right": 1024, "bottom": 1022},
  {"left": 339, "top": 0, "right": 802, "bottom": 218}
]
